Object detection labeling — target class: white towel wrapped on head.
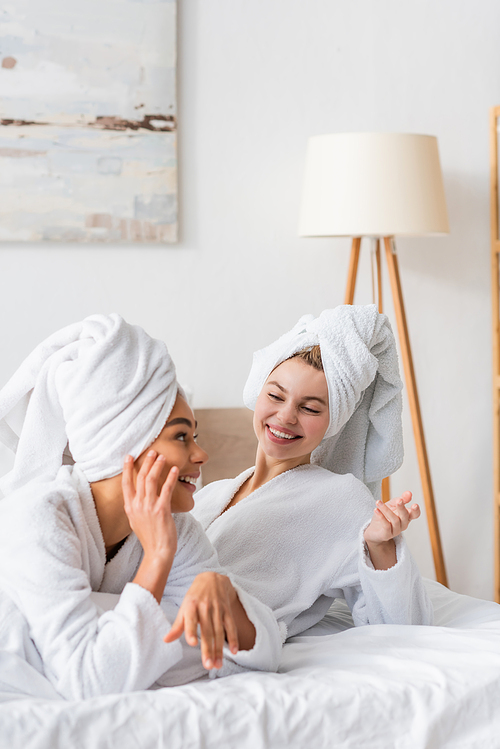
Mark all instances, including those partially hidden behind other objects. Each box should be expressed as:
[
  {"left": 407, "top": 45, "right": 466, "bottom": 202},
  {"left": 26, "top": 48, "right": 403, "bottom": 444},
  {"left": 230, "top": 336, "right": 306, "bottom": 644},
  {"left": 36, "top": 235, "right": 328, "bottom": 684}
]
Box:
[
  {"left": 0, "top": 313, "right": 180, "bottom": 495},
  {"left": 243, "top": 304, "right": 403, "bottom": 498}
]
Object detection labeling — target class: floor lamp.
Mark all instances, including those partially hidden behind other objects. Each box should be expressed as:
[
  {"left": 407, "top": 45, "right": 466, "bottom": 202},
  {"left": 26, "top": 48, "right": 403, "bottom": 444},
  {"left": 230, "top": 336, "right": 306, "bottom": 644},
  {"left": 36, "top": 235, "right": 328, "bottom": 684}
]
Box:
[{"left": 298, "top": 132, "right": 449, "bottom": 587}]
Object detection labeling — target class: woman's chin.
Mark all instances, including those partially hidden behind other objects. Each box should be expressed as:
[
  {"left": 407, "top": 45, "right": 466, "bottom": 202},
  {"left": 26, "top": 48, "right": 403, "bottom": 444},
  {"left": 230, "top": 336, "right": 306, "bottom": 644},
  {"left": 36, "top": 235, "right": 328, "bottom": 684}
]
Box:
[
  {"left": 171, "top": 493, "right": 195, "bottom": 513},
  {"left": 261, "top": 441, "right": 307, "bottom": 464}
]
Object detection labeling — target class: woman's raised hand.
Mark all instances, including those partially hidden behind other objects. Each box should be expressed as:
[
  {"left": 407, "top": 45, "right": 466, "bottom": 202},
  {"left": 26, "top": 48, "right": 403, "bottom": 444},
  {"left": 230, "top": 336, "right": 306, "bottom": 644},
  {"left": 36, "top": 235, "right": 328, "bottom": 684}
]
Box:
[
  {"left": 123, "top": 450, "right": 179, "bottom": 603},
  {"left": 164, "top": 572, "right": 256, "bottom": 671},
  {"left": 364, "top": 490, "right": 420, "bottom": 544},
  {"left": 363, "top": 491, "right": 420, "bottom": 570}
]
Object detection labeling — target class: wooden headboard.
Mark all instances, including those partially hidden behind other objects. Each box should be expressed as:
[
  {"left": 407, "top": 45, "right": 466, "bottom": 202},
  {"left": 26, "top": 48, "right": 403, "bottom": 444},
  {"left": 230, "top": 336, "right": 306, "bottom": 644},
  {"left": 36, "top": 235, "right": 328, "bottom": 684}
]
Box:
[{"left": 195, "top": 408, "right": 257, "bottom": 485}]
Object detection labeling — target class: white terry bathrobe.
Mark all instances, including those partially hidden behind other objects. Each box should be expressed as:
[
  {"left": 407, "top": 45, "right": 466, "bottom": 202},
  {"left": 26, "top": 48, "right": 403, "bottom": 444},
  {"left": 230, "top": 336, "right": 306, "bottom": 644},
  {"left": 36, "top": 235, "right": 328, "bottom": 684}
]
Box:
[
  {"left": 0, "top": 314, "right": 282, "bottom": 701},
  {"left": 192, "top": 306, "right": 433, "bottom": 638}
]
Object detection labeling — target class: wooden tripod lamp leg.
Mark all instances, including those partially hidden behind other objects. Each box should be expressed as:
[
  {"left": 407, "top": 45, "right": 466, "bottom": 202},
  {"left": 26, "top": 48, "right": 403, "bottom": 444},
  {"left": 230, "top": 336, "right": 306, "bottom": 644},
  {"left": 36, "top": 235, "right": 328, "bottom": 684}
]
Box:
[
  {"left": 344, "top": 237, "right": 362, "bottom": 304},
  {"left": 373, "top": 238, "right": 392, "bottom": 503},
  {"left": 375, "top": 239, "right": 383, "bottom": 314},
  {"left": 345, "top": 236, "right": 391, "bottom": 504},
  {"left": 383, "top": 237, "right": 448, "bottom": 586}
]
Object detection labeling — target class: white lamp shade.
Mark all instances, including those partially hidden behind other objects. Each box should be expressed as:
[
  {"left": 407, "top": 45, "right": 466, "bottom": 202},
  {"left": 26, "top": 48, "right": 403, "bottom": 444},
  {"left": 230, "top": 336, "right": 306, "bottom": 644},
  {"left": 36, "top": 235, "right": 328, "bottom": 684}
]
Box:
[{"left": 298, "top": 132, "right": 449, "bottom": 237}]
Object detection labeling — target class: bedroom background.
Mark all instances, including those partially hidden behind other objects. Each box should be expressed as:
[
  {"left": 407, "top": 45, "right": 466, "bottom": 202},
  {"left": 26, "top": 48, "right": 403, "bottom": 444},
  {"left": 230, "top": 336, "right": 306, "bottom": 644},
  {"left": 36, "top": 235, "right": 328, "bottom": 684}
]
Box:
[{"left": 0, "top": 0, "right": 497, "bottom": 600}]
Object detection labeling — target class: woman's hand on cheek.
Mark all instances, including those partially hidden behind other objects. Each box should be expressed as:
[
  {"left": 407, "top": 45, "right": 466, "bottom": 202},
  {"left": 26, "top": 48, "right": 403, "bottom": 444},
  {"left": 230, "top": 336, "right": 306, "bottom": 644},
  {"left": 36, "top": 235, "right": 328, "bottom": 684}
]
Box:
[
  {"left": 164, "top": 572, "right": 242, "bottom": 670},
  {"left": 363, "top": 491, "right": 420, "bottom": 570},
  {"left": 123, "top": 451, "right": 179, "bottom": 602}
]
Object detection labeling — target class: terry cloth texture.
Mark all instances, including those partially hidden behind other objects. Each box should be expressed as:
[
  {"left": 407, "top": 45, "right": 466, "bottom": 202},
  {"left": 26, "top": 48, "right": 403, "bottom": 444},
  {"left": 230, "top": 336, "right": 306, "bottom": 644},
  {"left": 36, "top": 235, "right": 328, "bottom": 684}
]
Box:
[
  {"left": 0, "top": 465, "right": 182, "bottom": 700},
  {"left": 193, "top": 464, "right": 433, "bottom": 639},
  {"left": 0, "top": 465, "right": 282, "bottom": 699},
  {"left": 243, "top": 305, "right": 403, "bottom": 499},
  {"left": 0, "top": 313, "right": 180, "bottom": 496}
]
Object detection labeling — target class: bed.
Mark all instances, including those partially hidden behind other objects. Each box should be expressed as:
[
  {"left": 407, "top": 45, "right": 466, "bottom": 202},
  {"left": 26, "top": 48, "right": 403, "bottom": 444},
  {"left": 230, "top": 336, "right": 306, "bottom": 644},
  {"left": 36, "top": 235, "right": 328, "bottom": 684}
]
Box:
[
  {"left": 1, "top": 410, "right": 500, "bottom": 748},
  {"left": 1, "top": 582, "right": 500, "bottom": 748}
]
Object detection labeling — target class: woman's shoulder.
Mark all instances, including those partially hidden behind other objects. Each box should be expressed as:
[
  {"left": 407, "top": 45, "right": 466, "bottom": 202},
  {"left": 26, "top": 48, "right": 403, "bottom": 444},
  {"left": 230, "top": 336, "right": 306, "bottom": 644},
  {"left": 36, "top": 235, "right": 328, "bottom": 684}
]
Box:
[
  {"left": 287, "top": 463, "right": 369, "bottom": 488},
  {"left": 0, "top": 466, "right": 84, "bottom": 531},
  {"left": 0, "top": 467, "right": 101, "bottom": 573},
  {"left": 284, "top": 464, "right": 375, "bottom": 507}
]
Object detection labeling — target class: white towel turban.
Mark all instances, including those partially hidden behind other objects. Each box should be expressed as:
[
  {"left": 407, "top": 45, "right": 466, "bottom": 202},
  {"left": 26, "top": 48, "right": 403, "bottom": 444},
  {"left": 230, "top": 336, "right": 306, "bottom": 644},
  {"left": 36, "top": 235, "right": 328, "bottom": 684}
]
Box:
[
  {"left": 243, "top": 305, "right": 404, "bottom": 498},
  {"left": 0, "top": 313, "right": 180, "bottom": 496}
]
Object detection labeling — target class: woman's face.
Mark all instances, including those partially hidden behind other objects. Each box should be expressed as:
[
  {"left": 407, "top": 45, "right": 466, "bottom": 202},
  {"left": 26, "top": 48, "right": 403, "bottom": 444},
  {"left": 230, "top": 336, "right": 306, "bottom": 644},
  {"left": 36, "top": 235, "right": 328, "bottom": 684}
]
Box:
[
  {"left": 253, "top": 357, "right": 330, "bottom": 465},
  {"left": 135, "top": 394, "right": 207, "bottom": 512}
]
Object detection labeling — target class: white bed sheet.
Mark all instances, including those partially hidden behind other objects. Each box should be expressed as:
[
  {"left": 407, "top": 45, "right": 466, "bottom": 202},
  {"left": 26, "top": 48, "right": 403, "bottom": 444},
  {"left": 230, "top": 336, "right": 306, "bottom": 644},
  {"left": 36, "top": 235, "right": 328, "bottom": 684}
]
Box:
[{"left": 1, "top": 580, "right": 500, "bottom": 749}]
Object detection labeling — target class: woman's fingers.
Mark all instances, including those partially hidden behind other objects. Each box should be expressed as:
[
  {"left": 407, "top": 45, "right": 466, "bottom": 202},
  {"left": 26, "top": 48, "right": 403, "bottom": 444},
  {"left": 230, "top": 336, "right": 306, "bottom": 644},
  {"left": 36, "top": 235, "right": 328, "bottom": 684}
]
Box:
[
  {"left": 144, "top": 453, "right": 166, "bottom": 502},
  {"left": 408, "top": 503, "right": 421, "bottom": 521},
  {"left": 134, "top": 454, "right": 176, "bottom": 512},
  {"left": 136, "top": 449, "right": 158, "bottom": 497},
  {"left": 164, "top": 611, "right": 185, "bottom": 643},
  {"left": 122, "top": 455, "right": 135, "bottom": 506},
  {"left": 198, "top": 605, "right": 216, "bottom": 669},
  {"left": 390, "top": 499, "right": 409, "bottom": 524},
  {"left": 367, "top": 490, "right": 421, "bottom": 545},
  {"left": 380, "top": 495, "right": 421, "bottom": 533},
  {"left": 211, "top": 605, "right": 225, "bottom": 668},
  {"left": 183, "top": 603, "right": 200, "bottom": 648},
  {"left": 375, "top": 500, "right": 400, "bottom": 534},
  {"left": 171, "top": 601, "right": 237, "bottom": 669},
  {"left": 164, "top": 602, "right": 199, "bottom": 648},
  {"left": 195, "top": 600, "right": 240, "bottom": 666},
  {"left": 169, "top": 574, "right": 244, "bottom": 669},
  {"left": 159, "top": 465, "right": 179, "bottom": 507},
  {"left": 393, "top": 496, "right": 421, "bottom": 527},
  {"left": 386, "top": 492, "right": 412, "bottom": 513},
  {"left": 223, "top": 610, "right": 239, "bottom": 655},
  {"left": 124, "top": 450, "right": 179, "bottom": 514}
]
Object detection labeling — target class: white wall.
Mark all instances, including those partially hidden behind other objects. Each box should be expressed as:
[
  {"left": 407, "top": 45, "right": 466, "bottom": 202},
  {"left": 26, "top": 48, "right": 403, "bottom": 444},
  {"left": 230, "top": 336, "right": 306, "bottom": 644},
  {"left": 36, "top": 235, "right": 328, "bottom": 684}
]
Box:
[{"left": 1, "top": 0, "right": 499, "bottom": 598}]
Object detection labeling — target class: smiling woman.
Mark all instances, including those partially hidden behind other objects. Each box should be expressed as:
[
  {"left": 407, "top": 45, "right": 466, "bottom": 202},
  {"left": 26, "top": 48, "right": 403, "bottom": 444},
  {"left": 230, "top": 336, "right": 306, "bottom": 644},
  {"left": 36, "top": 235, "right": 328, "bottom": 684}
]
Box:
[
  {"left": 0, "top": 314, "right": 282, "bottom": 701},
  {"left": 191, "top": 305, "right": 432, "bottom": 639}
]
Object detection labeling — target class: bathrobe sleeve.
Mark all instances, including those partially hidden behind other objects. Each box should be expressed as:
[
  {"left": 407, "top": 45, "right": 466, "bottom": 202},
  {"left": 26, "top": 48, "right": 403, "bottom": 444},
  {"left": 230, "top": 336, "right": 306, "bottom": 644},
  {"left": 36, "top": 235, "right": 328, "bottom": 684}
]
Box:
[
  {"left": 0, "top": 488, "right": 183, "bottom": 700},
  {"left": 327, "top": 498, "right": 433, "bottom": 627},
  {"left": 346, "top": 527, "right": 434, "bottom": 626},
  {"left": 292, "top": 471, "right": 433, "bottom": 630},
  {"left": 163, "top": 514, "right": 284, "bottom": 676}
]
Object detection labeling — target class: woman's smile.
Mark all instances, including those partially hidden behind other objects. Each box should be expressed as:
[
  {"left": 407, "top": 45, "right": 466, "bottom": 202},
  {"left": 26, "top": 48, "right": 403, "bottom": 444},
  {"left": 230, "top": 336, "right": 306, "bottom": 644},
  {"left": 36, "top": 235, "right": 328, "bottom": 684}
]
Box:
[
  {"left": 265, "top": 424, "right": 302, "bottom": 444},
  {"left": 178, "top": 473, "right": 200, "bottom": 493}
]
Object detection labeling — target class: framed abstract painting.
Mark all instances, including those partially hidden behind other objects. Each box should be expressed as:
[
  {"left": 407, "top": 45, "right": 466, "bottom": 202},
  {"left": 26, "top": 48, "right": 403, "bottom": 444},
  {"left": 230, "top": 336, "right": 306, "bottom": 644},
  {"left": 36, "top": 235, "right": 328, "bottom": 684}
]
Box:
[{"left": 0, "top": 0, "right": 177, "bottom": 243}]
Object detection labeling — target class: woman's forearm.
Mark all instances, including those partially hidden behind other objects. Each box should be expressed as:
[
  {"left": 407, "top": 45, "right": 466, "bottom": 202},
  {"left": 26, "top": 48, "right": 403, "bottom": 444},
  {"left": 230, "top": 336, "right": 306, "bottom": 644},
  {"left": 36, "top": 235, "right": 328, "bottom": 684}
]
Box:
[
  {"left": 132, "top": 551, "right": 175, "bottom": 603},
  {"left": 364, "top": 538, "right": 397, "bottom": 570}
]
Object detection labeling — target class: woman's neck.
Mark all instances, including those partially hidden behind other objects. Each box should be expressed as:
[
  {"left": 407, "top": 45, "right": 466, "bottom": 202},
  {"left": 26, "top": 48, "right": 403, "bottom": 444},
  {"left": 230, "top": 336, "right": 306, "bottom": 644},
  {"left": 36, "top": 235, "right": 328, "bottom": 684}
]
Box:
[
  {"left": 89, "top": 474, "right": 131, "bottom": 553},
  {"left": 247, "top": 445, "right": 311, "bottom": 494},
  {"left": 223, "top": 448, "right": 310, "bottom": 512}
]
